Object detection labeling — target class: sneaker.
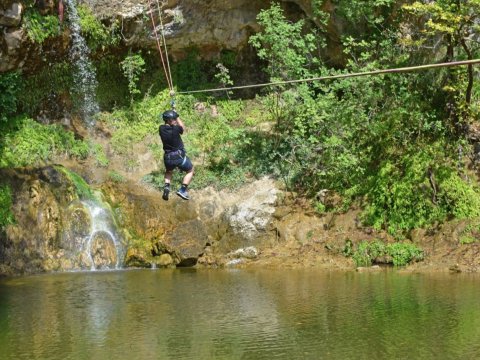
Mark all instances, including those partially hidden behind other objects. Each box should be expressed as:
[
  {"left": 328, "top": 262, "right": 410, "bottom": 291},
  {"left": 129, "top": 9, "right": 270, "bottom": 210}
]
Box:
[
  {"left": 162, "top": 187, "right": 170, "bottom": 201},
  {"left": 176, "top": 188, "right": 190, "bottom": 200}
]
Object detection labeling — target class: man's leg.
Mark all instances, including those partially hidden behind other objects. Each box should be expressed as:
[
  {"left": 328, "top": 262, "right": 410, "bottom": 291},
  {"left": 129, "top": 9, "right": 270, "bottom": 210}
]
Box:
[
  {"left": 164, "top": 169, "right": 173, "bottom": 185},
  {"left": 177, "top": 166, "right": 194, "bottom": 200},
  {"left": 181, "top": 167, "right": 194, "bottom": 186},
  {"left": 163, "top": 170, "right": 173, "bottom": 201}
]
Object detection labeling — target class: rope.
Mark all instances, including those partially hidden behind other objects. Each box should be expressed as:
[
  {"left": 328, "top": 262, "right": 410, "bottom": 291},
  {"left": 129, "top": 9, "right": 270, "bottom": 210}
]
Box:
[
  {"left": 176, "top": 59, "right": 480, "bottom": 95},
  {"left": 155, "top": 0, "right": 174, "bottom": 92},
  {"left": 147, "top": 0, "right": 173, "bottom": 91}
]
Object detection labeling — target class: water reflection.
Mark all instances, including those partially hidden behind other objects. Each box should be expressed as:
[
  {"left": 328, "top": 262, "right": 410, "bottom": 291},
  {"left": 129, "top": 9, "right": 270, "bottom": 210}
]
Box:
[{"left": 1, "top": 269, "right": 480, "bottom": 359}]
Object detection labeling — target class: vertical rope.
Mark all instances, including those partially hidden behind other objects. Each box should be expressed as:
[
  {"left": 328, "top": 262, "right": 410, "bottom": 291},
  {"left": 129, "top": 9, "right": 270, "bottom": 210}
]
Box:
[
  {"left": 156, "top": 0, "right": 174, "bottom": 92},
  {"left": 147, "top": 0, "right": 173, "bottom": 91}
]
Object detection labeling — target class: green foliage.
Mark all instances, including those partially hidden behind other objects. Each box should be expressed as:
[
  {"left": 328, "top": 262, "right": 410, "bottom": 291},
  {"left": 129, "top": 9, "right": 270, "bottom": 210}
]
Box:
[
  {"left": 363, "top": 148, "right": 445, "bottom": 235},
  {"left": 77, "top": 4, "right": 120, "bottom": 50},
  {"left": 120, "top": 52, "right": 147, "bottom": 97},
  {"left": 351, "top": 240, "right": 424, "bottom": 267},
  {"left": 438, "top": 170, "right": 480, "bottom": 219},
  {"left": 403, "top": 0, "right": 480, "bottom": 111},
  {"left": 108, "top": 171, "right": 125, "bottom": 183},
  {"left": 459, "top": 236, "right": 477, "bottom": 245},
  {"left": 91, "top": 143, "right": 109, "bottom": 167},
  {"left": 386, "top": 242, "right": 425, "bottom": 267},
  {"left": 56, "top": 166, "right": 94, "bottom": 200},
  {"left": 194, "top": 165, "right": 247, "bottom": 190},
  {"left": 0, "top": 184, "right": 15, "bottom": 229},
  {"left": 19, "top": 62, "right": 74, "bottom": 116},
  {"left": 214, "top": 63, "right": 233, "bottom": 98},
  {"left": 249, "top": 3, "right": 321, "bottom": 81},
  {"left": 0, "top": 72, "right": 22, "bottom": 122},
  {"left": 336, "top": 0, "right": 397, "bottom": 26},
  {"left": 96, "top": 55, "right": 130, "bottom": 110},
  {"left": 458, "top": 222, "right": 480, "bottom": 245},
  {"left": 171, "top": 49, "right": 211, "bottom": 91},
  {"left": 0, "top": 117, "right": 89, "bottom": 168},
  {"left": 99, "top": 90, "right": 170, "bottom": 156},
  {"left": 23, "top": 8, "right": 60, "bottom": 44}
]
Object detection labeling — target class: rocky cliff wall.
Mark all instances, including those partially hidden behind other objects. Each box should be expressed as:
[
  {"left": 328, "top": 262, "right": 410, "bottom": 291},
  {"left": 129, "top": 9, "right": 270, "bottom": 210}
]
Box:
[{"left": 0, "top": 0, "right": 343, "bottom": 73}]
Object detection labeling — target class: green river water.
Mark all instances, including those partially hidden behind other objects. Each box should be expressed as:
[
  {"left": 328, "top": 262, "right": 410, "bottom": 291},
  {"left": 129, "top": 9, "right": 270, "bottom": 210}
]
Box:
[{"left": 0, "top": 269, "right": 479, "bottom": 359}]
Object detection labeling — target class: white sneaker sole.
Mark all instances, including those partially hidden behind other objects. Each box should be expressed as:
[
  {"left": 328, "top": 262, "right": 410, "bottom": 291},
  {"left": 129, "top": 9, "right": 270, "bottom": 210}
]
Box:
[{"left": 176, "top": 191, "right": 190, "bottom": 200}]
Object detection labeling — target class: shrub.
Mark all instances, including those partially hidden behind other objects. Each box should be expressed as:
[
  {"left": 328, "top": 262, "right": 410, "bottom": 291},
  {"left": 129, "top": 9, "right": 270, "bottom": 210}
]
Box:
[
  {"left": 77, "top": 4, "right": 120, "bottom": 50},
  {"left": 351, "top": 240, "right": 424, "bottom": 267},
  {"left": 19, "top": 62, "right": 73, "bottom": 116},
  {"left": 0, "top": 117, "right": 89, "bottom": 168},
  {"left": 120, "top": 53, "right": 146, "bottom": 97},
  {"left": 23, "top": 9, "right": 60, "bottom": 44},
  {"left": 0, "top": 184, "right": 15, "bottom": 229},
  {"left": 0, "top": 72, "right": 22, "bottom": 122}
]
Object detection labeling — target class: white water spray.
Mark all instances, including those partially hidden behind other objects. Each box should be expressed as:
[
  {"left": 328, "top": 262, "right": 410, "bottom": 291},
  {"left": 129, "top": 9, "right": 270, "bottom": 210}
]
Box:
[
  {"left": 82, "top": 201, "right": 125, "bottom": 270},
  {"left": 65, "top": 0, "right": 100, "bottom": 125}
]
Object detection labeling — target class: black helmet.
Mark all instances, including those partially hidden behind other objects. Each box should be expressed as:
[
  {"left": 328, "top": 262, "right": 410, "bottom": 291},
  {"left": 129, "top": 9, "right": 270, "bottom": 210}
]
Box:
[{"left": 162, "top": 110, "right": 179, "bottom": 121}]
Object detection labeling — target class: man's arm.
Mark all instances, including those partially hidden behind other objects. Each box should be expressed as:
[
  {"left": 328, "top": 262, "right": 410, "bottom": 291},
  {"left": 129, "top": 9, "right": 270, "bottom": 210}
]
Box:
[{"left": 176, "top": 117, "right": 186, "bottom": 132}]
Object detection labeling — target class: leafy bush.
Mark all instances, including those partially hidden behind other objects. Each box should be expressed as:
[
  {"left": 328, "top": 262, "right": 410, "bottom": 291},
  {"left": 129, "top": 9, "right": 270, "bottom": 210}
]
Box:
[
  {"left": 0, "top": 117, "right": 89, "bottom": 168},
  {"left": 23, "top": 9, "right": 60, "bottom": 44},
  {"left": 437, "top": 170, "right": 480, "bottom": 219},
  {"left": 100, "top": 90, "right": 170, "bottom": 156},
  {"left": 120, "top": 53, "right": 146, "bottom": 97},
  {"left": 0, "top": 184, "right": 15, "bottom": 229},
  {"left": 0, "top": 72, "right": 22, "bottom": 122},
  {"left": 19, "top": 62, "right": 73, "bottom": 116},
  {"left": 351, "top": 240, "right": 424, "bottom": 267},
  {"left": 96, "top": 56, "right": 130, "bottom": 110},
  {"left": 386, "top": 242, "right": 425, "bottom": 267},
  {"left": 91, "top": 143, "right": 109, "bottom": 167},
  {"left": 77, "top": 4, "right": 120, "bottom": 50},
  {"left": 171, "top": 48, "right": 212, "bottom": 91},
  {"left": 352, "top": 241, "right": 386, "bottom": 267},
  {"left": 249, "top": 2, "right": 321, "bottom": 81}
]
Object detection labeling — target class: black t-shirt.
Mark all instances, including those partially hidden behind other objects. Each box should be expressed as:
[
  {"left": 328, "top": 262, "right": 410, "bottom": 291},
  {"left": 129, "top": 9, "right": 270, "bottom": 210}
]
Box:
[{"left": 159, "top": 124, "right": 184, "bottom": 152}]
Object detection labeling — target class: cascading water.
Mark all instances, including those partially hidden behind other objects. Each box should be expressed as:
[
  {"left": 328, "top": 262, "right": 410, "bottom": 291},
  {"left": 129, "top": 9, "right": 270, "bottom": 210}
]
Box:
[
  {"left": 82, "top": 200, "right": 125, "bottom": 270},
  {"left": 65, "top": 0, "right": 100, "bottom": 125}
]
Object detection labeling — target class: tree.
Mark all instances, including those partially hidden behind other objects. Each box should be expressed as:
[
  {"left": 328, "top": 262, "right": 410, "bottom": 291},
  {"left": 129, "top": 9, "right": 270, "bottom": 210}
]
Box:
[
  {"left": 248, "top": 2, "right": 321, "bottom": 82},
  {"left": 403, "top": 0, "right": 480, "bottom": 109}
]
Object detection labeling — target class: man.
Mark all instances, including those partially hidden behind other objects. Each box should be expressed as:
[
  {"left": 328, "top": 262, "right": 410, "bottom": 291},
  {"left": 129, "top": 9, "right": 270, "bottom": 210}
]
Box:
[{"left": 159, "top": 110, "right": 194, "bottom": 201}]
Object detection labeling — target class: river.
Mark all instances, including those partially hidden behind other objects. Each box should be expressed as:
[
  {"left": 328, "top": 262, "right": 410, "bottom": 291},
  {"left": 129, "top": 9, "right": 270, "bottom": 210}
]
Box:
[{"left": 1, "top": 269, "right": 479, "bottom": 359}]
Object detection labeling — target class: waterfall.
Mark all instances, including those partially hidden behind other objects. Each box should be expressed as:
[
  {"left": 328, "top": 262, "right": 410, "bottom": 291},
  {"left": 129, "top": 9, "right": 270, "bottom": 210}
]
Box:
[
  {"left": 82, "top": 200, "right": 125, "bottom": 270},
  {"left": 65, "top": 0, "right": 100, "bottom": 125}
]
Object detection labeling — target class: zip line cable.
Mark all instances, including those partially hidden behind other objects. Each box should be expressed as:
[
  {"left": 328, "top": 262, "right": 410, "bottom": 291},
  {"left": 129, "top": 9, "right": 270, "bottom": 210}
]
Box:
[
  {"left": 147, "top": 0, "right": 173, "bottom": 92},
  {"left": 155, "top": 0, "right": 174, "bottom": 92},
  {"left": 176, "top": 59, "right": 480, "bottom": 95}
]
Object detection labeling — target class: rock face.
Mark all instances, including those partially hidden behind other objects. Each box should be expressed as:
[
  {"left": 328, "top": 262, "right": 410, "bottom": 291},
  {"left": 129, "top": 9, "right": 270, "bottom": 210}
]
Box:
[
  {"left": 0, "top": 0, "right": 345, "bottom": 73},
  {"left": 0, "top": 2, "right": 22, "bottom": 27},
  {"left": 82, "top": 0, "right": 314, "bottom": 59},
  {"left": 103, "top": 177, "right": 283, "bottom": 270},
  {"left": 0, "top": 166, "right": 125, "bottom": 275}
]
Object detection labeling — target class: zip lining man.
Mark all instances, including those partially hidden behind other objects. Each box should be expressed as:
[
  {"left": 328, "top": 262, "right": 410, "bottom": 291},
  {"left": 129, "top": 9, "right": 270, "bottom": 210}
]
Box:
[{"left": 159, "top": 110, "right": 194, "bottom": 200}]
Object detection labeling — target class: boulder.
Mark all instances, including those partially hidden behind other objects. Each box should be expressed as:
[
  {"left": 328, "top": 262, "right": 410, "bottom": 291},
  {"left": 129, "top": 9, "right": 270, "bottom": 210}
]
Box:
[{"left": 0, "top": 2, "right": 22, "bottom": 27}]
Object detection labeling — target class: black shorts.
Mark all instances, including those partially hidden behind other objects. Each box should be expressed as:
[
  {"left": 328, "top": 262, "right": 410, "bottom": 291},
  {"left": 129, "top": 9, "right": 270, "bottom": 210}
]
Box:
[{"left": 164, "top": 150, "right": 193, "bottom": 172}]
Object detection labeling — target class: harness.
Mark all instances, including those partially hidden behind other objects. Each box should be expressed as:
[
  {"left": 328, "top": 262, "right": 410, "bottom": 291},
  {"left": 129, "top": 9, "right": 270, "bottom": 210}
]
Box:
[{"left": 164, "top": 149, "right": 187, "bottom": 166}]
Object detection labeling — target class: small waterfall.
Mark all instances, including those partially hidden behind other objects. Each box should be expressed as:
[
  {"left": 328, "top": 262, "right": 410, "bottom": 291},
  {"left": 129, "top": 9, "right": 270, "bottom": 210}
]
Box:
[
  {"left": 82, "top": 200, "right": 125, "bottom": 270},
  {"left": 65, "top": 0, "right": 100, "bottom": 125}
]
